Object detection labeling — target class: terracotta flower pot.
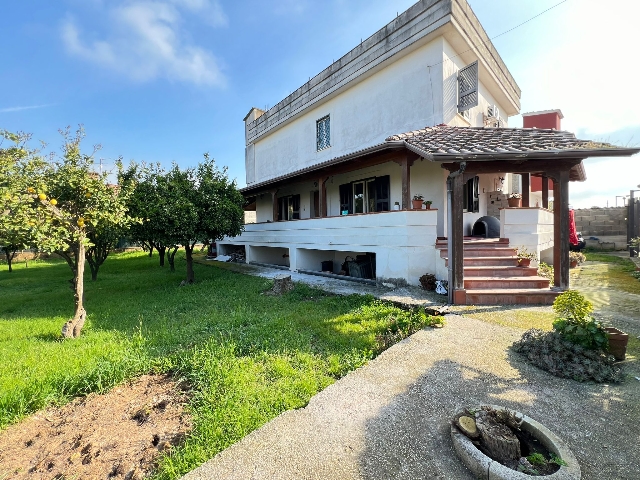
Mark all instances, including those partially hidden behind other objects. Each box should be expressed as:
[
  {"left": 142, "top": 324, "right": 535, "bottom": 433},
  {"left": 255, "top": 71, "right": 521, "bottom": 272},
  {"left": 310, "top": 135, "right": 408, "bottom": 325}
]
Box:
[
  {"left": 517, "top": 258, "right": 531, "bottom": 267},
  {"left": 507, "top": 197, "right": 521, "bottom": 207},
  {"left": 425, "top": 204, "right": 432, "bottom": 210},
  {"left": 605, "top": 327, "right": 629, "bottom": 361},
  {"left": 412, "top": 199, "right": 424, "bottom": 210},
  {"left": 570, "top": 259, "right": 578, "bottom": 268}
]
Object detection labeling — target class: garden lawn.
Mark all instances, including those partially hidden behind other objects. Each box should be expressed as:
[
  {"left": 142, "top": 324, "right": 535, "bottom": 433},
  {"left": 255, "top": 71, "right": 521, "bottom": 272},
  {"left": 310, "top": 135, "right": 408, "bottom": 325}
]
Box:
[{"left": 0, "top": 251, "right": 435, "bottom": 479}]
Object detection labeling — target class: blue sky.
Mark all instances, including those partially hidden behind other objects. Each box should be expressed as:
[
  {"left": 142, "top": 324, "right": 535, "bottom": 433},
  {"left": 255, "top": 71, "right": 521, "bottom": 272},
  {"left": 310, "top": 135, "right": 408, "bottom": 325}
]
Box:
[{"left": 2, "top": 0, "right": 639, "bottom": 208}]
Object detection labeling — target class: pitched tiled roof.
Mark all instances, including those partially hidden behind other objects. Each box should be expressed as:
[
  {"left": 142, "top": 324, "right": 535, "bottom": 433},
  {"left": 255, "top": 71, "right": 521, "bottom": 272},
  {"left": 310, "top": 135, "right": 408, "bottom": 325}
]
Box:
[{"left": 386, "top": 125, "right": 635, "bottom": 159}]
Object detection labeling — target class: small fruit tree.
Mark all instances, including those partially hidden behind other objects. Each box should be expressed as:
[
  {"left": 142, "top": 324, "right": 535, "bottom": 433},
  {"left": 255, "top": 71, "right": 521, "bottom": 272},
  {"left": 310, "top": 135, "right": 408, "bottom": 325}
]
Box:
[
  {"left": 162, "top": 155, "right": 244, "bottom": 284},
  {"left": 121, "top": 162, "right": 173, "bottom": 267},
  {"left": 0, "top": 131, "right": 48, "bottom": 272},
  {"left": 3, "top": 127, "right": 135, "bottom": 338}
]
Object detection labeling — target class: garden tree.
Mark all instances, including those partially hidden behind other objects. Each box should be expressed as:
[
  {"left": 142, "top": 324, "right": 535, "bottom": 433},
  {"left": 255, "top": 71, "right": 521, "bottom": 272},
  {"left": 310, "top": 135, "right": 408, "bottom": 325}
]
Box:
[
  {"left": 6, "top": 127, "right": 134, "bottom": 338},
  {"left": 0, "top": 131, "right": 48, "bottom": 273},
  {"left": 121, "top": 163, "right": 172, "bottom": 267},
  {"left": 162, "top": 155, "right": 244, "bottom": 284},
  {"left": 85, "top": 208, "right": 128, "bottom": 281}
]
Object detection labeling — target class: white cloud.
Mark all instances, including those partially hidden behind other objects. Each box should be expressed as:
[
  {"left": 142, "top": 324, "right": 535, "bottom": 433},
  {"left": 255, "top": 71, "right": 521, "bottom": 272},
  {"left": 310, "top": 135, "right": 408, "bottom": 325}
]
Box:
[
  {"left": 171, "top": 0, "right": 228, "bottom": 26},
  {"left": 61, "top": 1, "right": 226, "bottom": 86},
  {"left": 0, "top": 104, "right": 56, "bottom": 113}
]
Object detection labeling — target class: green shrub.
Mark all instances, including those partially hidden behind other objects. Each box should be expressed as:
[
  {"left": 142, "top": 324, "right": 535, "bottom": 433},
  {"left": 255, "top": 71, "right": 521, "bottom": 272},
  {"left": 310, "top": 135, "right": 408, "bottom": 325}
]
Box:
[{"left": 552, "top": 290, "right": 608, "bottom": 351}]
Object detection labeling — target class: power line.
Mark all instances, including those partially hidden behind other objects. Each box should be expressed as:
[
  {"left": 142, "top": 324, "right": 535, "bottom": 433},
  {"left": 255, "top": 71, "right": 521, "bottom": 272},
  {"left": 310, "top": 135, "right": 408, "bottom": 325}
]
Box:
[{"left": 428, "top": 0, "right": 568, "bottom": 68}]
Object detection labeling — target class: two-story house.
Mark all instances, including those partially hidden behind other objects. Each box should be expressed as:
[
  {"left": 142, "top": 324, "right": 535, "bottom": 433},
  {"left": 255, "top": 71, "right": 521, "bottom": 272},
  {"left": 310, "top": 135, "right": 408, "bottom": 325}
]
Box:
[{"left": 218, "top": 0, "right": 638, "bottom": 304}]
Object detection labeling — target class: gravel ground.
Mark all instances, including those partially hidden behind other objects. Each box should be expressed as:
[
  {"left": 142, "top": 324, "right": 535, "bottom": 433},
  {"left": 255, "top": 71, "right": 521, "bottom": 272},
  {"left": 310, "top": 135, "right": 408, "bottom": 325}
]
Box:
[{"left": 184, "top": 257, "right": 639, "bottom": 479}]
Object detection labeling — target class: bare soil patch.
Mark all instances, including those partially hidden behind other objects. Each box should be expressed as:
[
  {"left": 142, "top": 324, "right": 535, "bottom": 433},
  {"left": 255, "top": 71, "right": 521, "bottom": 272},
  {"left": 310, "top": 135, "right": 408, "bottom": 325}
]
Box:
[{"left": 0, "top": 374, "right": 191, "bottom": 480}]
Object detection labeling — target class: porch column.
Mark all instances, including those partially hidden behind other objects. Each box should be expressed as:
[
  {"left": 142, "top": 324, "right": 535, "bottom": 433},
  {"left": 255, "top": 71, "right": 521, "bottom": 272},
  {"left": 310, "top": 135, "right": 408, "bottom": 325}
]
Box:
[
  {"left": 401, "top": 158, "right": 411, "bottom": 210},
  {"left": 319, "top": 177, "right": 328, "bottom": 218},
  {"left": 448, "top": 169, "right": 466, "bottom": 304},
  {"left": 393, "top": 154, "right": 417, "bottom": 209},
  {"left": 552, "top": 170, "right": 570, "bottom": 289},
  {"left": 522, "top": 173, "right": 530, "bottom": 207},
  {"left": 270, "top": 189, "right": 279, "bottom": 222},
  {"left": 542, "top": 175, "right": 549, "bottom": 209}
]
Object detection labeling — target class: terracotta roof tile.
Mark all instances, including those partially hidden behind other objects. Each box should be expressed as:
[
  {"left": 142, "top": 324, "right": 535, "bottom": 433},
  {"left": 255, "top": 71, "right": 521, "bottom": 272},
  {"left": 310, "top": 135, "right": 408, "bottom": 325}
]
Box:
[{"left": 386, "top": 125, "right": 621, "bottom": 158}]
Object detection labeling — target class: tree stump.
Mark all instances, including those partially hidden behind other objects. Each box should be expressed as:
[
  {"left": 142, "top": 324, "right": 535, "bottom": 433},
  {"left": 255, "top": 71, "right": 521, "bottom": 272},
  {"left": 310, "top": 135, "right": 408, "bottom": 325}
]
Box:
[
  {"left": 271, "top": 274, "right": 294, "bottom": 295},
  {"left": 476, "top": 409, "right": 521, "bottom": 464}
]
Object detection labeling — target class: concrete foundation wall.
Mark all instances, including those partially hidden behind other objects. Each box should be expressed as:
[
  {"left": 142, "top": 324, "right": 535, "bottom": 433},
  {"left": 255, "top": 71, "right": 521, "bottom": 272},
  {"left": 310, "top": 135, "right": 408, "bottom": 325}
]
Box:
[{"left": 219, "top": 210, "right": 438, "bottom": 286}]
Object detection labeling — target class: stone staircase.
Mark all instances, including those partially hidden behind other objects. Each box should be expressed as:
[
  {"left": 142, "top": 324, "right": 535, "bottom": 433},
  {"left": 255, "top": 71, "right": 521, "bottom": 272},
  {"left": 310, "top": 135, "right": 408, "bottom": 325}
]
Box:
[{"left": 436, "top": 237, "right": 559, "bottom": 305}]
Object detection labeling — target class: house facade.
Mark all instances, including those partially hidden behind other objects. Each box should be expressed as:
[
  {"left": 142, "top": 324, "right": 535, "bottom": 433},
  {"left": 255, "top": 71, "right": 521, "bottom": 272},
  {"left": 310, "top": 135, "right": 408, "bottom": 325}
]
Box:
[{"left": 218, "top": 0, "right": 638, "bottom": 303}]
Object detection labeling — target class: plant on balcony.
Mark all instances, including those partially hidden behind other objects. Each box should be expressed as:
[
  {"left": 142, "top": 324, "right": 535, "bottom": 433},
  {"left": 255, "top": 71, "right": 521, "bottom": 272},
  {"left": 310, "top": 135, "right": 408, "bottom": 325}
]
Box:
[
  {"left": 412, "top": 194, "right": 424, "bottom": 209},
  {"left": 507, "top": 192, "right": 522, "bottom": 207},
  {"left": 423, "top": 200, "right": 433, "bottom": 209},
  {"left": 515, "top": 246, "right": 537, "bottom": 267}
]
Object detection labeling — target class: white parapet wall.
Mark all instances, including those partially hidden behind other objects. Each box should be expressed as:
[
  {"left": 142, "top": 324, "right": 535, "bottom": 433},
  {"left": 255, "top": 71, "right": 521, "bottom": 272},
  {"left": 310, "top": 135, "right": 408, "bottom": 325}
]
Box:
[
  {"left": 500, "top": 207, "right": 555, "bottom": 265},
  {"left": 218, "top": 210, "right": 439, "bottom": 285}
]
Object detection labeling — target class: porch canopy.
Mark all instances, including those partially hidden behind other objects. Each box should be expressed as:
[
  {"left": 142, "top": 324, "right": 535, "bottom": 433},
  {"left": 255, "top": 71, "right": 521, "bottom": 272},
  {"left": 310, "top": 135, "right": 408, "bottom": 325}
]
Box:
[
  {"left": 387, "top": 125, "right": 639, "bottom": 303},
  {"left": 241, "top": 125, "right": 638, "bottom": 303}
]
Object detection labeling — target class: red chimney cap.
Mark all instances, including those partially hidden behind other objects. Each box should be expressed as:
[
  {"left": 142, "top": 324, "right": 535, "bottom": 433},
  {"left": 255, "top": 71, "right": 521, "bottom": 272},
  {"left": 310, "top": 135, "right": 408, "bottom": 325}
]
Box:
[{"left": 522, "top": 109, "right": 564, "bottom": 119}]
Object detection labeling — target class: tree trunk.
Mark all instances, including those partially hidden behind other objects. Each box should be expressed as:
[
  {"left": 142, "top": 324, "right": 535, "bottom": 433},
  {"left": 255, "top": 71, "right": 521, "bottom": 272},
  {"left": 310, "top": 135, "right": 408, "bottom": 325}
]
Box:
[
  {"left": 148, "top": 241, "right": 154, "bottom": 257},
  {"left": 158, "top": 245, "right": 166, "bottom": 267},
  {"left": 185, "top": 244, "right": 195, "bottom": 284},
  {"left": 167, "top": 246, "right": 178, "bottom": 272},
  {"left": 4, "top": 248, "right": 13, "bottom": 273},
  {"left": 89, "top": 262, "right": 98, "bottom": 281},
  {"left": 476, "top": 410, "right": 521, "bottom": 465},
  {"left": 62, "top": 240, "right": 87, "bottom": 339}
]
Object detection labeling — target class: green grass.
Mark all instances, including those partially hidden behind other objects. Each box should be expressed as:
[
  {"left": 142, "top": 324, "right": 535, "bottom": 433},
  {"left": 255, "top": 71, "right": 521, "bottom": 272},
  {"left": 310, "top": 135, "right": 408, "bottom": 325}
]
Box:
[
  {"left": 453, "top": 305, "right": 556, "bottom": 331},
  {"left": 0, "top": 251, "right": 439, "bottom": 478},
  {"left": 583, "top": 252, "right": 640, "bottom": 295}
]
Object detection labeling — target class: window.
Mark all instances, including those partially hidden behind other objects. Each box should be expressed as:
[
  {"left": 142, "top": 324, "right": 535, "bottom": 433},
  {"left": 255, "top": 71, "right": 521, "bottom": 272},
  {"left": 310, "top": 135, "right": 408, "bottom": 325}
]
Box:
[
  {"left": 316, "top": 115, "right": 330, "bottom": 151},
  {"left": 339, "top": 175, "right": 390, "bottom": 215},
  {"left": 277, "top": 195, "right": 300, "bottom": 221}
]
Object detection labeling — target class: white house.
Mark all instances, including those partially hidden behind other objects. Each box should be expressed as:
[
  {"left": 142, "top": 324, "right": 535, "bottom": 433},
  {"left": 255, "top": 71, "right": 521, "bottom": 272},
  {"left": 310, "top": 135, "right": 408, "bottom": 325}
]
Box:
[{"left": 218, "top": 0, "right": 638, "bottom": 304}]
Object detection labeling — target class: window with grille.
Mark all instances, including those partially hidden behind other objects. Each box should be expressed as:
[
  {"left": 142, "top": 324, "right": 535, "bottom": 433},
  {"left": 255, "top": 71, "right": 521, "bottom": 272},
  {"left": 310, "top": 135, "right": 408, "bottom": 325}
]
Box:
[{"left": 316, "top": 115, "right": 330, "bottom": 151}]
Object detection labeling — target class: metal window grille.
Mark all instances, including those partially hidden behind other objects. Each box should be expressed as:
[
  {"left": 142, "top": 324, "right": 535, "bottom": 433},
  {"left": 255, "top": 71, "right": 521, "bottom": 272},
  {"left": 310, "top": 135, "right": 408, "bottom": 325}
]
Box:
[
  {"left": 457, "top": 61, "right": 478, "bottom": 113},
  {"left": 316, "top": 115, "right": 330, "bottom": 151}
]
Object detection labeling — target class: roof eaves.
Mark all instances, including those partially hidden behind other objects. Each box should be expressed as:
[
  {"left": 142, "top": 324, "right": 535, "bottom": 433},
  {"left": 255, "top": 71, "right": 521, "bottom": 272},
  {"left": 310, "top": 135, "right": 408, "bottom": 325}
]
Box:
[{"left": 240, "top": 141, "right": 403, "bottom": 194}]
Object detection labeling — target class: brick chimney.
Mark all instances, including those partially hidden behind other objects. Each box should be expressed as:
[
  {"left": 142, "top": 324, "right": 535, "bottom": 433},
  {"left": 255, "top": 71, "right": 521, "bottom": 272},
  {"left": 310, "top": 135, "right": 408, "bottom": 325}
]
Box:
[{"left": 522, "top": 109, "right": 563, "bottom": 130}]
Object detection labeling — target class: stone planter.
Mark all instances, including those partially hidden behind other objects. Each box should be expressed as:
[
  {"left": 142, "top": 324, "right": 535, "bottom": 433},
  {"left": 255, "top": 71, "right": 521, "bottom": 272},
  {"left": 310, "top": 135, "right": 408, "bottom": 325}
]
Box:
[
  {"left": 508, "top": 197, "right": 522, "bottom": 208},
  {"left": 451, "top": 405, "right": 581, "bottom": 479},
  {"left": 605, "top": 327, "right": 629, "bottom": 361}
]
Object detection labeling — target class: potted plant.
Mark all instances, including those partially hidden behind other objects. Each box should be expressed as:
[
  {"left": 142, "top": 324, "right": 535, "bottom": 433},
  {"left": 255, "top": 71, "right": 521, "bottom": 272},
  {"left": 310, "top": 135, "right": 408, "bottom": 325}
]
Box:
[
  {"left": 423, "top": 200, "right": 433, "bottom": 210},
  {"left": 516, "top": 246, "right": 537, "bottom": 267},
  {"left": 507, "top": 193, "right": 522, "bottom": 207},
  {"left": 569, "top": 251, "right": 585, "bottom": 268},
  {"left": 412, "top": 194, "right": 424, "bottom": 210}
]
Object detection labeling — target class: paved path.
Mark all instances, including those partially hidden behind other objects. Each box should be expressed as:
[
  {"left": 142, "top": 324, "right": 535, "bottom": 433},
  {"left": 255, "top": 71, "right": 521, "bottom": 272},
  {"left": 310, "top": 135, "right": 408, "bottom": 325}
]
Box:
[{"left": 182, "top": 313, "right": 640, "bottom": 480}]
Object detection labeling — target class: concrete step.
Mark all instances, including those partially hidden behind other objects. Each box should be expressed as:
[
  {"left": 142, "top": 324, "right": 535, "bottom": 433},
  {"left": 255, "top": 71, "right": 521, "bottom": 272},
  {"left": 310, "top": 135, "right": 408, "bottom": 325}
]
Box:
[
  {"left": 444, "top": 256, "right": 520, "bottom": 267},
  {"left": 440, "top": 247, "right": 517, "bottom": 258},
  {"left": 464, "top": 276, "right": 550, "bottom": 289},
  {"left": 463, "top": 266, "right": 539, "bottom": 277},
  {"left": 435, "top": 237, "right": 510, "bottom": 249},
  {"left": 465, "top": 288, "right": 560, "bottom": 305}
]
